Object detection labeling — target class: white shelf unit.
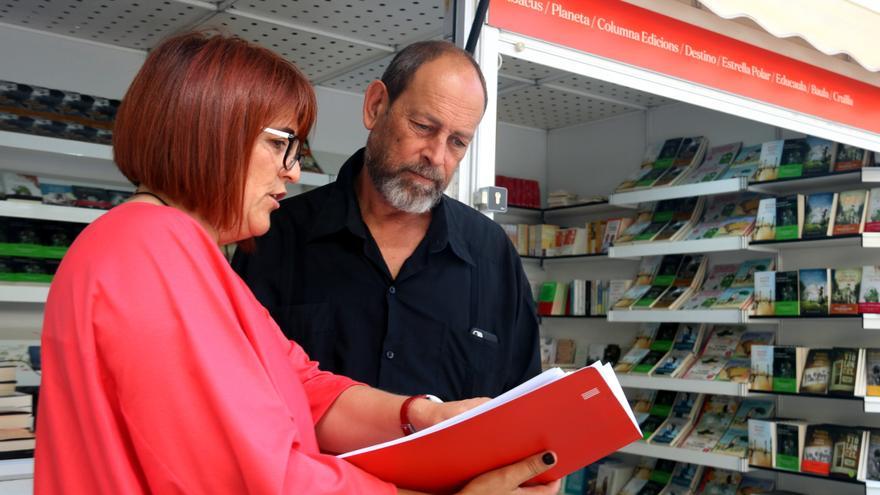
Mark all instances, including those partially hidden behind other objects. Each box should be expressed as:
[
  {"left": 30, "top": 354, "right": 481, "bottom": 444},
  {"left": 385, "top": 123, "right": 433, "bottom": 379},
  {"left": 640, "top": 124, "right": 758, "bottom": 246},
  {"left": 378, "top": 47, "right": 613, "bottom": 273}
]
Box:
[
  {"left": 0, "top": 130, "right": 112, "bottom": 161},
  {"left": 0, "top": 457, "right": 33, "bottom": 481},
  {"left": 864, "top": 314, "right": 880, "bottom": 330},
  {"left": 863, "top": 168, "right": 880, "bottom": 183},
  {"left": 0, "top": 284, "right": 49, "bottom": 304},
  {"left": 608, "top": 236, "right": 749, "bottom": 258},
  {"left": 618, "top": 375, "right": 749, "bottom": 396},
  {"left": 869, "top": 480, "right": 880, "bottom": 495},
  {"left": 606, "top": 309, "right": 767, "bottom": 325},
  {"left": 865, "top": 397, "right": 880, "bottom": 413},
  {"left": 0, "top": 201, "right": 105, "bottom": 224},
  {"left": 609, "top": 178, "right": 746, "bottom": 206},
  {"left": 619, "top": 442, "right": 748, "bottom": 472}
]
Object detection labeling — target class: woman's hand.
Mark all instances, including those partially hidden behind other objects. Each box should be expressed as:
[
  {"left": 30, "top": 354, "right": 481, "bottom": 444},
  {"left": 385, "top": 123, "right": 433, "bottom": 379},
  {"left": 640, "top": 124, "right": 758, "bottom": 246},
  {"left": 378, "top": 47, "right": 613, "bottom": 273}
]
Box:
[{"left": 456, "top": 451, "right": 561, "bottom": 494}]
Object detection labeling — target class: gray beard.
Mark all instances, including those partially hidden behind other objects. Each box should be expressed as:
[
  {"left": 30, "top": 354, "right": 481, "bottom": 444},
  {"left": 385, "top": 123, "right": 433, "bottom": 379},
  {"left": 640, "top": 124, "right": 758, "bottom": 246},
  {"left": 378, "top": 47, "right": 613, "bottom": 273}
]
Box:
[{"left": 364, "top": 151, "right": 446, "bottom": 214}]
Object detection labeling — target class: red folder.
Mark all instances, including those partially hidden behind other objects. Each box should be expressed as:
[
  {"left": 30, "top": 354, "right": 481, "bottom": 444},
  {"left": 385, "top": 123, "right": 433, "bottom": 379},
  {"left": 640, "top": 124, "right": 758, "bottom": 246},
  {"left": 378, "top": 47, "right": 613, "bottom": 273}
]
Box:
[{"left": 339, "top": 364, "right": 642, "bottom": 493}]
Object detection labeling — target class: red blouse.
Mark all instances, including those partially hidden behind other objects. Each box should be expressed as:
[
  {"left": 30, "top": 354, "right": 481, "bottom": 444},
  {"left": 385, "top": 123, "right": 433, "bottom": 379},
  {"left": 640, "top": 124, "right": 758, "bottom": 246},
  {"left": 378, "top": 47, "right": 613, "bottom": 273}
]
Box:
[{"left": 35, "top": 202, "right": 395, "bottom": 494}]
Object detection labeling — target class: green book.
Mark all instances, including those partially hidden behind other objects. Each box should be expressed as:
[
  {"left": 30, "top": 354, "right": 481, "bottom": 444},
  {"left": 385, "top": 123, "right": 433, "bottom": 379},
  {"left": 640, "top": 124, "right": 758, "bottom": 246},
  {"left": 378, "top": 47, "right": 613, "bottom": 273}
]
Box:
[
  {"left": 774, "top": 271, "right": 800, "bottom": 316},
  {"left": 772, "top": 346, "right": 799, "bottom": 393},
  {"left": 775, "top": 195, "right": 803, "bottom": 240},
  {"left": 775, "top": 422, "right": 805, "bottom": 471},
  {"left": 778, "top": 138, "right": 808, "bottom": 179}
]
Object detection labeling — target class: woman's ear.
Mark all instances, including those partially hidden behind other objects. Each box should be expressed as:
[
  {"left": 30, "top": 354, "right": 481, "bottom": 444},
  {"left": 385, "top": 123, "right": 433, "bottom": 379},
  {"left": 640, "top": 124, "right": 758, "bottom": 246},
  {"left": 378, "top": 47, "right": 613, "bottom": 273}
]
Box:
[{"left": 363, "top": 80, "right": 389, "bottom": 131}]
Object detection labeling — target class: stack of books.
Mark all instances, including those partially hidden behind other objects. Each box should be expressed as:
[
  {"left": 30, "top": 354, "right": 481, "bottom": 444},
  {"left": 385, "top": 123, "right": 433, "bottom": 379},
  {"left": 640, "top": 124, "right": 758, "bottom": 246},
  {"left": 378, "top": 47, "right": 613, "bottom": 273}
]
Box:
[
  {"left": 0, "top": 364, "right": 35, "bottom": 459},
  {"left": 536, "top": 279, "right": 632, "bottom": 316},
  {"left": 615, "top": 136, "right": 709, "bottom": 192}
]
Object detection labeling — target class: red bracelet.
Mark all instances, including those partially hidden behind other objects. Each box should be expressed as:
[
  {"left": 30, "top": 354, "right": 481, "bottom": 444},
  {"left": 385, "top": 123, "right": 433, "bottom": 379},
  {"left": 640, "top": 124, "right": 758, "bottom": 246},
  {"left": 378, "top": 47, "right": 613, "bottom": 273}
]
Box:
[{"left": 400, "top": 394, "right": 429, "bottom": 436}]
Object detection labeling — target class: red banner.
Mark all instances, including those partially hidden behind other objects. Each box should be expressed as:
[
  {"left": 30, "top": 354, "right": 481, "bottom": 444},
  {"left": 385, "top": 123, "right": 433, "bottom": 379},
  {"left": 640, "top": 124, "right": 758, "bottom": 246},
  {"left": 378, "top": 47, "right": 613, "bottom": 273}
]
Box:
[{"left": 488, "top": 0, "right": 880, "bottom": 135}]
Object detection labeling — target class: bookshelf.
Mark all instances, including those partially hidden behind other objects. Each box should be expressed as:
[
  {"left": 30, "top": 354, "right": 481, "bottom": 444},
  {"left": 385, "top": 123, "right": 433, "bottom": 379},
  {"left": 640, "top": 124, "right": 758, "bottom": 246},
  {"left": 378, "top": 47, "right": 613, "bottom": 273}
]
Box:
[
  {"left": 618, "top": 442, "right": 748, "bottom": 472},
  {"left": 0, "top": 457, "right": 33, "bottom": 482},
  {"left": 608, "top": 236, "right": 750, "bottom": 258},
  {"left": 0, "top": 284, "right": 49, "bottom": 304},
  {"left": 0, "top": 201, "right": 105, "bottom": 224},
  {"left": 610, "top": 177, "right": 746, "bottom": 206},
  {"left": 606, "top": 309, "right": 768, "bottom": 325},
  {"left": 618, "top": 375, "right": 749, "bottom": 396},
  {"left": 749, "top": 465, "right": 866, "bottom": 486}
]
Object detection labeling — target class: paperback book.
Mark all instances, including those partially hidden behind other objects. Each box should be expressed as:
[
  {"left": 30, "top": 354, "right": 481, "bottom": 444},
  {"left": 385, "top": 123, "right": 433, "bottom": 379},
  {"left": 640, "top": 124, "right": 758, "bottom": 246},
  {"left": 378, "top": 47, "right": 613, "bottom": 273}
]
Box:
[
  {"left": 800, "top": 348, "right": 832, "bottom": 395},
  {"left": 775, "top": 421, "right": 807, "bottom": 471},
  {"left": 774, "top": 271, "right": 800, "bottom": 316},
  {"left": 832, "top": 189, "right": 868, "bottom": 235},
  {"left": 778, "top": 138, "right": 809, "bottom": 179},
  {"left": 799, "top": 268, "right": 830, "bottom": 316},
  {"left": 721, "top": 144, "right": 761, "bottom": 180},
  {"left": 748, "top": 419, "right": 775, "bottom": 468},
  {"left": 753, "top": 198, "right": 776, "bottom": 241},
  {"left": 802, "top": 192, "right": 836, "bottom": 238},
  {"left": 754, "top": 139, "right": 783, "bottom": 182},
  {"left": 774, "top": 194, "right": 804, "bottom": 240},
  {"left": 859, "top": 265, "right": 880, "bottom": 313},
  {"left": 829, "top": 347, "right": 859, "bottom": 396},
  {"left": 680, "top": 142, "right": 741, "bottom": 184},
  {"left": 753, "top": 271, "right": 775, "bottom": 316},
  {"left": 833, "top": 143, "right": 867, "bottom": 172},
  {"left": 749, "top": 345, "right": 774, "bottom": 392},
  {"left": 801, "top": 424, "right": 834, "bottom": 475},
  {"left": 802, "top": 136, "right": 835, "bottom": 176},
  {"left": 830, "top": 268, "right": 861, "bottom": 315}
]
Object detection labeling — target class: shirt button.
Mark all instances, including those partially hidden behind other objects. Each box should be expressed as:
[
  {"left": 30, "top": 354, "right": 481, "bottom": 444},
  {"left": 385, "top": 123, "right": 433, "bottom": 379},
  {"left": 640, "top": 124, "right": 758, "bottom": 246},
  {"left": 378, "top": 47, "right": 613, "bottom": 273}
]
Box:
[
  {"left": 385, "top": 350, "right": 395, "bottom": 359},
  {"left": 389, "top": 286, "right": 396, "bottom": 295}
]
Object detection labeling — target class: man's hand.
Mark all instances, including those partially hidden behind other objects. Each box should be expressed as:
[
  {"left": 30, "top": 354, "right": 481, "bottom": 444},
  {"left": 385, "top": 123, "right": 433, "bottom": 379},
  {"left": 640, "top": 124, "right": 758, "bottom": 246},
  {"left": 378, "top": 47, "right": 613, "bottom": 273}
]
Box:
[{"left": 408, "top": 397, "right": 490, "bottom": 431}]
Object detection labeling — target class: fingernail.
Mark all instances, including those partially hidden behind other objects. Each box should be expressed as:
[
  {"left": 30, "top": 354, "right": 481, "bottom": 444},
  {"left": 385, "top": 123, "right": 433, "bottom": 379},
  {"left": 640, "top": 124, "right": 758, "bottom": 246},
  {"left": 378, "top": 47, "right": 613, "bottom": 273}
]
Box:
[{"left": 542, "top": 452, "right": 555, "bottom": 465}]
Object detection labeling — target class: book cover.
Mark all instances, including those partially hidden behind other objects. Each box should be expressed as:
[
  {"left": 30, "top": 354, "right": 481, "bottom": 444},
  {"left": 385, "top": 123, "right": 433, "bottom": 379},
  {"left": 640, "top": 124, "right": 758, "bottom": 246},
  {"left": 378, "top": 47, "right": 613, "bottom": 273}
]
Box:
[
  {"left": 748, "top": 419, "right": 775, "bottom": 467},
  {"left": 832, "top": 143, "right": 866, "bottom": 172},
  {"left": 832, "top": 189, "right": 868, "bottom": 235},
  {"left": 662, "top": 463, "right": 703, "bottom": 494},
  {"left": 652, "top": 255, "right": 684, "bottom": 287},
  {"left": 682, "top": 355, "right": 727, "bottom": 381},
  {"left": 653, "top": 138, "right": 684, "bottom": 169},
  {"left": 778, "top": 138, "right": 809, "bottom": 179},
  {"left": 730, "top": 399, "right": 775, "bottom": 431},
  {"left": 735, "top": 331, "right": 774, "bottom": 358},
  {"left": 701, "top": 325, "right": 746, "bottom": 357},
  {"left": 716, "top": 357, "right": 751, "bottom": 384},
  {"left": 749, "top": 345, "right": 774, "bottom": 392},
  {"left": 755, "top": 139, "right": 783, "bottom": 182},
  {"left": 859, "top": 265, "right": 880, "bottom": 313},
  {"left": 673, "top": 323, "right": 704, "bottom": 352},
  {"left": 731, "top": 258, "right": 775, "bottom": 288},
  {"left": 830, "top": 268, "right": 862, "bottom": 315},
  {"left": 774, "top": 271, "right": 800, "bottom": 316},
  {"left": 799, "top": 268, "right": 830, "bottom": 316},
  {"left": 1, "top": 172, "right": 41, "bottom": 201},
  {"left": 802, "top": 136, "right": 834, "bottom": 176},
  {"left": 800, "top": 348, "right": 832, "bottom": 395},
  {"left": 736, "top": 477, "right": 774, "bottom": 495},
  {"left": 775, "top": 422, "right": 805, "bottom": 471},
  {"left": 339, "top": 364, "right": 642, "bottom": 493},
  {"left": 632, "top": 285, "right": 671, "bottom": 310},
  {"left": 865, "top": 188, "right": 880, "bottom": 232},
  {"left": 616, "top": 211, "right": 654, "bottom": 244},
  {"left": 695, "top": 468, "right": 742, "bottom": 495},
  {"left": 651, "top": 286, "right": 689, "bottom": 310},
  {"left": 39, "top": 181, "right": 76, "bottom": 206},
  {"left": 613, "top": 284, "right": 652, "bottom": 310},
  {"left": 802, "top": 424, "right": 834, "bottom": 475},
  {"left": 802, "top": 192, "right": 835, "bottom": 238},
  {"left": 868, "top": 430, "right": 880, "bottom": 481},
  {"left": 772, "top": 347, "right": 799, "bottom": 393},
  {"left": 538, "top": 282, "right": 559, "bottom": 316},
  {"left": 754, "top": 198, "right": 776, "bottom": 241},
  {"left": 710, "top": 287, "right": 753, "bottom": 310},
  {"left": 614, "top": 348, "right": 651, "bottom": 373},
  {"left": 680, "top": 396, "right": 739, "bottom": 452},
  {"left": 680, "top": 142, "right": 741, "bottom": 184},
  {"left": 631, "top": 350, "right": 668, "bottom": 375},
  {"left": 713, "top": 426, "right": 751, "bottom": 457},
  {"left": 721, "top": 144, "right": 761, "bottom": 180},
  {"left": 867, "top": 349, "right": 880, "bottom": 397},
  {"left": 829, "top": 348, "right": 858, "bottom": 396},
  {"left": 754, "top": 271, "right": 775, "bottom": 316},
  {"left": 71, "top": 185, "right": 112, "bottom": 209},
  {"left": 597, "top": 462, "right": 635, "bottom": 495},
  {"left": 651, "top": 351, "right": 693, "bottom": 378},
  {"left": 774, "top": 195, "right": 803, "bottom": 240},
  {"left": 830, "top": 427, "right": 863, "bottom": 479},
  {"left": 654, "top": 136, "right": 704, "bottom": 187}
]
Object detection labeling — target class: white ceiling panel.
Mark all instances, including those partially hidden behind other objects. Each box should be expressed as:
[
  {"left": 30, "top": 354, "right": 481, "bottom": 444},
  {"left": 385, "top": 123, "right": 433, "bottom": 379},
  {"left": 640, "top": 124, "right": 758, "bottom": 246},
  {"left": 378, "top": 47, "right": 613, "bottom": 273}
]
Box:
[
  {"left": 0, "top": 0, "right": 213, "bottom": 49},
  {"left": 499, "top": 84, "right": 638, "bottom": 130},
  {"left": 318, "top": 54, "right": 394, "bottom": 93}
]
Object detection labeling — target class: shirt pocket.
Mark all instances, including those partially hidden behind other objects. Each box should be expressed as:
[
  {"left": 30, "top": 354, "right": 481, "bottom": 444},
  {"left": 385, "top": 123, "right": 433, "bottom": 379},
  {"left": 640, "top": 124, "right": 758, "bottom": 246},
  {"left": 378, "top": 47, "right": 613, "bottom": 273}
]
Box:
[
  {"left": 443, "top": 326, "right": 502, "bottom": 399},
  {"left": 281, "top": 302, "right": 335, "bottom": 369}
]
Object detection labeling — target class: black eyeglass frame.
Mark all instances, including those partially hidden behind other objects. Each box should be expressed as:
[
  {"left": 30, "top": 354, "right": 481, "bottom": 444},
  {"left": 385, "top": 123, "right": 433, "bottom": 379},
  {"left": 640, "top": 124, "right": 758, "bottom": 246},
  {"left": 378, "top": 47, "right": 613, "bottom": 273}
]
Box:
[{"left": 263, "top": 127, "right": 303, "bottom": 171}]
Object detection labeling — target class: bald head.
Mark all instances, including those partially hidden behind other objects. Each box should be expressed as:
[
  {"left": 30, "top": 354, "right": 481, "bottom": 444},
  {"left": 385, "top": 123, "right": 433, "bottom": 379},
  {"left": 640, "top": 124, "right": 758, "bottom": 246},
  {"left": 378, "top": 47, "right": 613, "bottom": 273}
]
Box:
[{"left": 381, "top": 40, "right": 488, "bottom": 112}]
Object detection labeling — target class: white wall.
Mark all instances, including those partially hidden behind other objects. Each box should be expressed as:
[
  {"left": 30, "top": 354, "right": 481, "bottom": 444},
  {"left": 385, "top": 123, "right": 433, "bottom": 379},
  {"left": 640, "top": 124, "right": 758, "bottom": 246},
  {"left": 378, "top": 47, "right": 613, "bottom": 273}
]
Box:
[
  {"left": 495, "top": 121, "right": 547, "bottom": 192},
  {"left": 547, "top": 111, "right": 646, "bottom": 198}
]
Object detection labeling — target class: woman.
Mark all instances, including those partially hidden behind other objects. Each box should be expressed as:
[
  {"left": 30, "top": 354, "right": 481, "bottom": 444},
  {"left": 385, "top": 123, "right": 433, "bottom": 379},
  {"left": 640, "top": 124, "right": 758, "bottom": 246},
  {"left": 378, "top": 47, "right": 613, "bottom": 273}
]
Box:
[{"left": 34, "top": 32, "right": 559, "bottom": 494}]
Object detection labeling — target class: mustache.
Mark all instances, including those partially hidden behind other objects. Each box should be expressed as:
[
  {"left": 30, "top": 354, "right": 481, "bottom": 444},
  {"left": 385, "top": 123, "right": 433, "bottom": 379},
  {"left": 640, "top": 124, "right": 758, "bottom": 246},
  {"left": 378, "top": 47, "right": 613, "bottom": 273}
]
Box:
[{"left": 400, "top": 163, "right": 444, "bottom": 183}]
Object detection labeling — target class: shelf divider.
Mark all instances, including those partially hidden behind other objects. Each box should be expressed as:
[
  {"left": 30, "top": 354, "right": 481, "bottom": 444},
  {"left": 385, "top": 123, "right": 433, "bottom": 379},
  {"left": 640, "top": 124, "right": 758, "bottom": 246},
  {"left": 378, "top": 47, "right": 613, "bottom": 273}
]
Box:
[
  {"left": 618, "top": 442, "right": 748, "bottom": 472},
  {"left": 609, "top": 178, "right": 745, "bottom": 206}
]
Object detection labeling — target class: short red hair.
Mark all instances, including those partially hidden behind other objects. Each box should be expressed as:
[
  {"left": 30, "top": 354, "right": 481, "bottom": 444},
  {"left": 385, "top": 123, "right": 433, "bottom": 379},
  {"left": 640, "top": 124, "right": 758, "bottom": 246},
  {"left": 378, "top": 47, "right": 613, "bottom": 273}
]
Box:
[{"left": 114, "top": 31, "right": 316, "bottom": 234}]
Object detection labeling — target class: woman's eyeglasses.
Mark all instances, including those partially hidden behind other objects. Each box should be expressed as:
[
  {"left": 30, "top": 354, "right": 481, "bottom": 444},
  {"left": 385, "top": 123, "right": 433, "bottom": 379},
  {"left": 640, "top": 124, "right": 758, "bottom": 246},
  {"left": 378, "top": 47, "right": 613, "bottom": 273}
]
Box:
[{"left": 263, "top": 127, "right": 303, "bottom": 171}]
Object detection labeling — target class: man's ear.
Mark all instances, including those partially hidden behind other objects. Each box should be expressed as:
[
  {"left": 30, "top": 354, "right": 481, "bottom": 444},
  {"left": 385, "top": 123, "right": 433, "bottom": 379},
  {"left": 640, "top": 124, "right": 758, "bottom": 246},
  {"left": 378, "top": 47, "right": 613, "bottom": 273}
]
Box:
[{"left": 363, "top": 80, "right": 389, "bottom": 131}]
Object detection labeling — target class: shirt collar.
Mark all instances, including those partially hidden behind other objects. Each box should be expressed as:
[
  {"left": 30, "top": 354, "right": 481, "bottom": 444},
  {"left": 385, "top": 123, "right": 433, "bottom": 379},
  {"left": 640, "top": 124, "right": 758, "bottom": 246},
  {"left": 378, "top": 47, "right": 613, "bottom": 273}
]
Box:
[{"left": 307, "top": 148, "right": 474, "bottom": 266}]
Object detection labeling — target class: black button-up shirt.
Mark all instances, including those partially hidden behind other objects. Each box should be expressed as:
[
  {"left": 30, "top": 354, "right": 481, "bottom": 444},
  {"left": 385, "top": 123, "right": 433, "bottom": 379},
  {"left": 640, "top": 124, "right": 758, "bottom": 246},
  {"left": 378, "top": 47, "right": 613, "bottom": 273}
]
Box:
[{"left": 232, "top": 149, "right": 540, "bottom": 400}]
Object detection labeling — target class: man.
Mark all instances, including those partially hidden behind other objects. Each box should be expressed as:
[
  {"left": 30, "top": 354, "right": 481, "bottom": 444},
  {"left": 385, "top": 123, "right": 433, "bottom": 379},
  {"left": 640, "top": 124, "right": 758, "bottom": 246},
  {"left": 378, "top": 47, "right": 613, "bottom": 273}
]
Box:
[{"left": 233, "top": 41, "right": 540, "bottom": 401}]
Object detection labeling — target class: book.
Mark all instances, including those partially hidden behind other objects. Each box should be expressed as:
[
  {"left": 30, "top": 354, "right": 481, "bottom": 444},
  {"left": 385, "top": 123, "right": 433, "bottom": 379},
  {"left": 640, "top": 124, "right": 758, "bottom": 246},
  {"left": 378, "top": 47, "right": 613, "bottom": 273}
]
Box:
[
  {"left": 736, "top": 476, "right": 774, "bottom": 495},
  {"left": 867, "top": 349, "right": 880, "bottom": 397},
  {"left": 648, "top": 392, "right": 703, "bottom": 446},
  {"left": 774, "top": 271, "right": 800, "bottom": 316},
  {"left": 832, "top": 189, "right": 868, "bottom": 235},
  {"left": 338, "top": 364, "right": 642, "bottom": 492},
  {"left": 799, "top": 268, "right": 830, "bottom": 316},
  {"left": 753, "top": 271, "right": 775, "bottom": 316},
  {"left": 654, "top": 136, "right": 707, "bottom": 187},
  {"left": 802, "top": 192, "right": 836, "bottom": 238},
  {"left": 800, "top": 348, "right": 832, "bottom": 394},
  {"left": 830, "top": 268, "right": 862, "bottom": 315},
  {"left": 774, "top": 194, "right": 804, "bottom": 240},
  {"left": 635, "top": 138, "right": 684, "bottom": 188},
  {"left": 71, "top": 185, "right": 112, "bottom": 209},
  {"left": 721, "top": 144, "right": 761, "bottom": 180},
  {"left": 801, "top": 424, "right": 834, "bottom": 475},
  {"left": 748, "top": 419, "right": 775, "bottom": 467},
  {"left": 695, "top": 468, "right": 742, "bottom": 495},
  {"left": 39, "top": 181, "right": 76, "bottom": 206},
  {"left": 659, "top": 463, "right": 703, "bottom": 495},
  {"left": 596, "top": 461, "right": 634, "bottom": 495},
  {"left": 774, "top": 421, "right": 807, "bottom": 471},
  {"left": 679, "top": 396, "right": 739, "bottom": 452},
  {"left": 830, "top": 427, "right": 863, "bottom": 479},
  {"left": 753, "top": 198, "right": 776, "bottom": 241},
  {"left": 866, "top": 188, "right": 880, "bottom": 232},
  {"left": 749, "top": 345, "right": 774, "bottom": 392},
  {"left": 631, "top": 285, "right": 671, "bottom": 310},
  {"left": 680, "top": 142, "right": 741, "bottom": 184},
  {"left": 1, "top": 172, "right": 41, "bottom": 201},
  {"left": 829, "top": 347, "right": 859, "bottom": 396},
  {"left": 778, "top": 138, "right": 809, "bottom": 179},
  {"left": 867, "top": 430, "right": 880, "bottom": 481},
  {"left": 772, "top": 346, "right": 807, "bottom": 393},
  {"left": 859, "top": 265, "right": 880, "bottom": 313},
  {"left": 0, "top": 428, "right": 35, "bottom": 453},
  {"left": 710, "top": 287, "right": 754, "bottom": 310},
  {"left": 713, "top": 398, "right": 775, "bottom": 457},
  {"left": 802, "top": 136, "right": 835, "bottom": 176},
  {"left": 682, "top": 355, "right": 727, "bottom": 381},
  {"left": 716, "top": 357, "right": 751, "bottom": 384},
  {"left": 731, "top": 258, "right": 775, "bottom": 288},
  {"left": 755, "top": 139, "right": 783, "bottom": 182},
  {"left": 832, "top": 143, "right": 867, "bottom": 172}
]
